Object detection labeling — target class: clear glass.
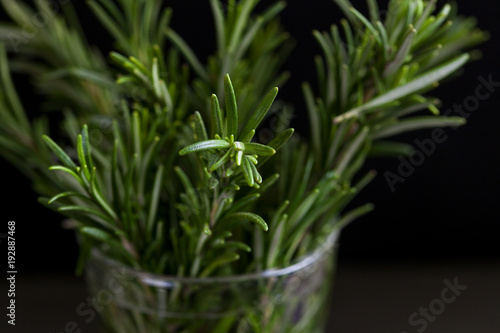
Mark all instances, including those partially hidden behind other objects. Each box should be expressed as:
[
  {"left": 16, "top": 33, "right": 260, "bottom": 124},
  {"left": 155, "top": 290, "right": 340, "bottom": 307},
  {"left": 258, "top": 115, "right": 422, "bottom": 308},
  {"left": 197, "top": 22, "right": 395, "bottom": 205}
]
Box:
[{"left": 85, "top": 231, "right": 339, "bottom": 333}]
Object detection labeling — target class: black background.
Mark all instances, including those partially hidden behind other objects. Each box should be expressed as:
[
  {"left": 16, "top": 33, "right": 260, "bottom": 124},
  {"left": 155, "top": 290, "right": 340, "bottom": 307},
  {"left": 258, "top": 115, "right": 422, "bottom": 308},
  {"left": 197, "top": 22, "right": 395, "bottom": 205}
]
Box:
[{"left": 1, "top": 0, "right": 499, "bottom": 277}]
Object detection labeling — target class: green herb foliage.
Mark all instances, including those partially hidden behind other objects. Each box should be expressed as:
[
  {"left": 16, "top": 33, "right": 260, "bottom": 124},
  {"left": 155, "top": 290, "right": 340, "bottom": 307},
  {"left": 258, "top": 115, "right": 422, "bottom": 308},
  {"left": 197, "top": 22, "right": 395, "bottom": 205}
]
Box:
[{"left": 0, "top": 0, "right": 487, "bottom": 279}]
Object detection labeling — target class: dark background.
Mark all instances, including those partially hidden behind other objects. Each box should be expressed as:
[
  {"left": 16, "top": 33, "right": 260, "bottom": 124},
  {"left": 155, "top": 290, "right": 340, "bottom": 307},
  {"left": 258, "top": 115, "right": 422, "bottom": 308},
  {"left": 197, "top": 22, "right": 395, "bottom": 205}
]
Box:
[{"left": 1, "top": 1, "right": 500, "bottom": 332}]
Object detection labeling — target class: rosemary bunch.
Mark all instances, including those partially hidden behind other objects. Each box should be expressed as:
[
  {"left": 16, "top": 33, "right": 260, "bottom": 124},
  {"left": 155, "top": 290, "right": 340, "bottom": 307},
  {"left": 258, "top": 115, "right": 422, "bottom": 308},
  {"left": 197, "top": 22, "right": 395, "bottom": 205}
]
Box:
[{"left": 0, "top": 0, "right": 487, "bottom": 280}]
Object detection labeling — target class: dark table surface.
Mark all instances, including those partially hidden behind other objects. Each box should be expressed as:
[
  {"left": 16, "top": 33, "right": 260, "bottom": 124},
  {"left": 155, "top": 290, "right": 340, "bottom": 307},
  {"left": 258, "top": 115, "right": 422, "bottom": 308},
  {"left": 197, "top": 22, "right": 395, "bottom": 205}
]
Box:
[{"left": 2, "top": 260, "right": 499, "bottom": 333}]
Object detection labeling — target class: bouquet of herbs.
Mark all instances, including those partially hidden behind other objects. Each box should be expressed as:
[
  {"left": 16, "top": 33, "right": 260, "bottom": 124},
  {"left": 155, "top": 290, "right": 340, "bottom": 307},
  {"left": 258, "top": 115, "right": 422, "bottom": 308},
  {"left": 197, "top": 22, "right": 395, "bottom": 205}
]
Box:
[{"left": 0, "top": 0, "right": 486, "bottom": 332}]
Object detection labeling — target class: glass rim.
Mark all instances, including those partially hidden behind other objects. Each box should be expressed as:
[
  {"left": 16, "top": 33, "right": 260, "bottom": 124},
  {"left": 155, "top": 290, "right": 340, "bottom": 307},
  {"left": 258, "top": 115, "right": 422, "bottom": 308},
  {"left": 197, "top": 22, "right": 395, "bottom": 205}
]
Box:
[{"left": 89, "top": 229, "right": 340, "bottom": 287}]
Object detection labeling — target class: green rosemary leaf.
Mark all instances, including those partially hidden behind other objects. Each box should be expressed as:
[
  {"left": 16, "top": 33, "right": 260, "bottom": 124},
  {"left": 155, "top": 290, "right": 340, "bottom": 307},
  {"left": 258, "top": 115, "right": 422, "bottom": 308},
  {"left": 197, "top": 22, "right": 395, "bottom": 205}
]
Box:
[
  {"left": 138, "top": 137, "right": 160, "bottom": 200},
  {"left": 266, "top": 213, "right": 287, "bottom": 268},
  {"left": 384, "top": 28, "right": 417, "bottom": 78},
  {"left": 349, "top": 6, "right": 381, "bottom": 45},
  {"left": 239, "top": 87, "right": 279, "bottom": 142},
  {"left": 234, "top": 16, "right": 264, "bottom": 62},
  {"left": 179, "top": 140, "right": 230, "bottom": 156},
  {"left": 340, "top": 63, "right": 350, "bottom": 109},
  {"left": 290, "top": 156, "right": 314, "bottom": 209},
  {"left": 43, "top": 135, "right": 77, "bottom": 170},
  {"left": 241, "top": 155, "right": 255, "bottom": 187},
  {"left": 210, "top": 148, "right": 233, "bottom": 171},
  {"left": 87, "top": 1, "right": 130, "bottom": 50},
  {"left": 48, "top": 191, "right": 89, "bottom": 205},
  {"left": 244, "top": 143, "right": 276, "bottom": 156},
  {"left": 336, "top": 127, "right": 369, "bottom": 175},
  {"left": 0, "top": 45, "right": 29, "bottom": 131},
  {"left": 157, "top": 80, "right": 173, "bottom": 114},
  {"left": 142, "top": 0, "right": 158, "bottom": 44},
  {"left": 367, "top": 0, "right": 380, "bottom": 22},
  {"left": 351, "top": 34, "right": 375, "bottom": 79},
  {"left": 157, "top": 8, "right": 173, "bottom": 46},
  {"left": 369, "top": 141, "right": 414, "bottom": 157},
  {"left": 313, "top": 30, "right": 333, "bottom": 67},
  {"left": 77, "top": 134, "right": 91, "bottom": 181},
  {"left": 174, "top": 166, "right": 200, "bottom": 211},
  {"left": 253, "top": 173, "right": 279, "bottom": 195},
  {"left": 270, "top": 128, "right": 295, "bottom": 150},
  {"left": 110, "top": 51, "right": 132, "bottom": 69},
  {"left": 334, "top": 203, "right": 375, "bottom": 230},
  {"left": 287, "top": 188, "right": 320, "bottom": 228},
  {"left": 334, "top": 54, "right": 470, "bottom": 122},
  {"left": 1, "top": 1, "right": 34, "bottom": 29},
  {"left": 146, "top": 165, "right": 164, "bottom": 239},
  {"left": 123, "top": 153, "right": 138, "bottom": 228},
  {"left": 207, "top": 151, "right": 223, "bottom": 171},
  {"left": 331, "top": 24, "right": 347, "bottom": 63},
  {"left": 228, "top": 0, "right": 254, "bottom": 53},
  {"left": 258, "top": 128, "right": 294, "bottom": 167},
  {"left": 340, "top": 19, "right": 354, "bottom": 56},
  {"left": 90, "top": 169, "right": 118, "bottom": 222},
  {"left": 261, "top": 1, "right": 287, "bottom": 23},
  {"left": 44, "top": 68, "right": 116, "bottom": 89},
  {"left": 81, "top": 125, "right": 94, "bottom": 170},
  {"left": 238, "top": 129, "right": 255, "bottom": 144},
  {"left": 80, "top": 227, "right": 136, "bottom": 265},
  {"left": 132, "top": 68, "right": 152, "bottom": 87},
  {"left": 218, "top": 212, "right": 269, "bottom": 232},
  {"left": 245, "top": 153, "right": 256, "bottom": 164},
  {"left": 59, "top": 205, "right": 114, "bottom": 229},
  {"left": 112, "top": 119, "right": 128, "bottom": 164},
  {"left": 248, "top": 160, "right": 262, "bottom": 184},
  {"left": 326, "top": 118, "right": 353, "bottom": 168},
  {"left": 375, "top": 21, "right": 390, "bottom": 61},
  {"left": 226, "top": 194, "right": 260, "bottom": 214},
  {"left": 115, "top": 75, "right": 135, "bottom": 85},
  {"left": 414, "top": 4, "right": 452, "bottom": 47},
  {"left": 111, "top": 140, "right": 123, "bottom": 214},
  {"left": 48, "top": 166, "right": 83, "bottom": 186},
  {"left": 152, "top": 57, "right": 161, "bottom": 98},
  {"left": 132, "top": 111, "right": 142, "bottom": 160},
  {"left": 352, "top": 170, "right": 377, "bottom": 193},
  {"left": 214, "top": 241, "right": 252, "bottom": 253},
  {"left": 343, "top": 141, "right": 372, "bottom": 181},
  {"left": 210, "top": 0, "right": 226, "bottom": 53},
  {"left": 373, "top": 116, "right": 466, "bottom": 139},
  {"left": 211, "top": 94, "right": 224, "bottom": 138},
  {"left": 414, "top": 0, "right": 438, "bottom": 31},
  {"left": 332, "top": 0, "right": 358, "bottom": 26},
  {"left": 224, "top": 74, "right": 238, "bottom": 137},
  {"left": 129, "top": 56, "right": 151, "bottom": 76},
  {"left": 370, "top": 66, "right": 386, "bottom": 94},
  {"left": 92, "top": 0, "right": 125, "bottom": 28},
  {"left": 192, "top": 111, "right": 209, "bottom": 142},
  {"left": 302, "top": 81, "right": 322, "bottom": 154},
  {"left": 390, "top": 100, "right": 439, "bottom": 118},
  {"left": 199, "top": 252, "right": 240, "bottom": 278}
]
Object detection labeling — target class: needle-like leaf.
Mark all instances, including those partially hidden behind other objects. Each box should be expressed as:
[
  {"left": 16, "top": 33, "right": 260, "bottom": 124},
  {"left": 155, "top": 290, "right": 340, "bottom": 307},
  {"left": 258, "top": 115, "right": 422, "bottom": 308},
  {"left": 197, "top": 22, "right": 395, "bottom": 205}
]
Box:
[
  {"left": 43, "top": 136, "right": 77, "bottom": 170},
  {"left": 244, "top": 143, "right": 276, "bottom": 156},
  {"left": 179, "top": 140, "right": 231, "bottom": 156},
  {"left": 334, "top": 54, "right": 470, "bottom": 122},
  {"left": 211, "top": 94, "right": 224, "bottom": 138},
  {"left": 239, "top": 87, "right": 279, "bottom": 142},
  {"left": 224, "top": 74, "right": 238, "bottom": 137}
]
